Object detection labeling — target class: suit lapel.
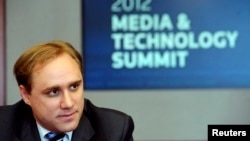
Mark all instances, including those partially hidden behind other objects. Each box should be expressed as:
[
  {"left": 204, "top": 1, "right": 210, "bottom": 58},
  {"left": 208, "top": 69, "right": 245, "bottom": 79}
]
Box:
[
  {"left": 16, "top": 115, "right": 41, "bottom": 141},
  {"left": 13, "top": 101, "right": 41, "bottom": 141},
  {"left": 12, "top": 100, "right": 95, "bottom": 141},
  {"left": 71, "top": 114, "right": 95, "bottom": 141}
]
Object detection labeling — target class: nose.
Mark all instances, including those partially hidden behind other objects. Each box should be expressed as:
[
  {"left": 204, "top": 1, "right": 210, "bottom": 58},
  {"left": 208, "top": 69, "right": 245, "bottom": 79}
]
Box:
[{"left": 60, "top": 91, "right": 74, "bottom": 109}]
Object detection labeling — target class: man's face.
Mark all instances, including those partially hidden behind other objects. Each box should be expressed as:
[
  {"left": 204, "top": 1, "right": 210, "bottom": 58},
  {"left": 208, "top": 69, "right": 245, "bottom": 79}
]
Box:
[{"left": 21, "top": 53, "right": 84, "bottom": 132}]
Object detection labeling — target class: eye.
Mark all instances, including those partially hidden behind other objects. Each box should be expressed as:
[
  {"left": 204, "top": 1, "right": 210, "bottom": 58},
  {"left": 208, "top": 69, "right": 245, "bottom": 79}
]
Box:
[
  {"left": 70, "top": 83, "right": 80, "bottom": 91},
  {"left": 49, "top": 89, "right": 60, "bottom": 96}
]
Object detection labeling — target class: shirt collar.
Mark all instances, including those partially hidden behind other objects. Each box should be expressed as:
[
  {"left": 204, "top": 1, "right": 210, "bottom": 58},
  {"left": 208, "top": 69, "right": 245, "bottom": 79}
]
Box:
[{"left": 36, "top": 122, "right": 73, "bottom": 141}]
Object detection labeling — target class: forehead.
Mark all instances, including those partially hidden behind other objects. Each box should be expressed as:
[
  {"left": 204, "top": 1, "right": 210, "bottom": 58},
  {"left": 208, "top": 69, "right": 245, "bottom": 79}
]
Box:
[
  {"left": 33, "top": 53, "right": 80, "bottom": 71},
  {"left": 31, "top": 54, "right": 82, "bottom": 86}
]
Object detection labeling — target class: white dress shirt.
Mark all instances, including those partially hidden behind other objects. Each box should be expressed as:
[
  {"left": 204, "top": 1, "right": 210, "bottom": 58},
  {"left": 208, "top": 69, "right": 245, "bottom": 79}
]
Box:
[{"left": 36, "top": 122, "right": 73, "bottom": 141}]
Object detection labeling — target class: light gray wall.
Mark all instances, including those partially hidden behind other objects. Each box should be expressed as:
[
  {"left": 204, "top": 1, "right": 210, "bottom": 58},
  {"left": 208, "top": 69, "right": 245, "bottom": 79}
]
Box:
[{"left": 6, "top": 0, "right": 250, "bottom": 140}]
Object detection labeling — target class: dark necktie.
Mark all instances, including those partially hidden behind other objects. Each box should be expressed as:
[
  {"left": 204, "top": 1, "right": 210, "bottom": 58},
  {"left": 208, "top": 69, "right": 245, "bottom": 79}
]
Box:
[{"left": 45, "top": 132, "right": 66, "bottom": 141}]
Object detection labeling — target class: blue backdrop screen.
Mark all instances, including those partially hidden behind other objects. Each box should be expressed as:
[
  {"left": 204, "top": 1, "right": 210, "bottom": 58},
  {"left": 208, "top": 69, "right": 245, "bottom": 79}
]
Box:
[{"left": 82, "top": 0, "right": 250, "bottom": 89}]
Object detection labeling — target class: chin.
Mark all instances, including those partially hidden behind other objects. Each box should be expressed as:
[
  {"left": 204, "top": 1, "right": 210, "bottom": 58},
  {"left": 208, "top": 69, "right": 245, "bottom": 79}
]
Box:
[{"left": 57, "top": 121, "right": 79, "bottom": 132}]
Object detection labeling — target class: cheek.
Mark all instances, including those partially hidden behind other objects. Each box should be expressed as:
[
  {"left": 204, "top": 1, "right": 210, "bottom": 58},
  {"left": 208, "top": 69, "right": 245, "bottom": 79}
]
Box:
[
  {"left": 76, "top": 90, "right": 84, "bottom": 99},
  {"left": 32, "top": 99, "right": 58, "bottom": 111},
  {"left": 75, "top": 93, "right": 84, "bottom": 106},
  {"left": 30, "top": 99, "right": 57, "bottom": 120},
  {"left": 29, "top": 95, "right": 60, "bottom": 112},
  {"left": 76, "top": 93, "right": 84, "bottom": 103}
]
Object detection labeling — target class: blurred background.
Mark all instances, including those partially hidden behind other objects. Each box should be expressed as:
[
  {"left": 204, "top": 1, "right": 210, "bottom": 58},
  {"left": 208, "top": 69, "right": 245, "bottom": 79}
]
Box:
[{"left": 2, "top": 0, "right": 250, "bottom": 140}]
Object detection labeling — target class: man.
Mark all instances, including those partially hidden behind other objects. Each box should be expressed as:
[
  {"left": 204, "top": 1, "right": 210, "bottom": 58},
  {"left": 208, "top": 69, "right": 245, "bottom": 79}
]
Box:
[{"left": 0, "top": 40, "right": 134, "bottom": 141}]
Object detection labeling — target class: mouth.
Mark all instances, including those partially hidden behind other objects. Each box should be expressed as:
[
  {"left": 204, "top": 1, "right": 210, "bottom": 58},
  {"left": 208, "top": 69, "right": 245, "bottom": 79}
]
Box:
[{"left": 58, "top": 111, "right": 77, "bottom": 121}]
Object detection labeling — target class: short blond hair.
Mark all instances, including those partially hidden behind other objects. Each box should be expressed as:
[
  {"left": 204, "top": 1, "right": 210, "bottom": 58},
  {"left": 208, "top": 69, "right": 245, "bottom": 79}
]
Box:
[{"left": 13, "top": 40, "right": 82, "bottom": 93}]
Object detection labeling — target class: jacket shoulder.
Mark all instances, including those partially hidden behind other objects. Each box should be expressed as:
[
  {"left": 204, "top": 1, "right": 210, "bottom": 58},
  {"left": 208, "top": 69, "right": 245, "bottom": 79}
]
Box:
[
  {"left": 0, "top": 100, "right": 32, "bottom": 139},
  {"left": 84, "top": 99, "right": 134, "bottom": 141},
  {"left": 0, "top": 100, "right": 28, "bottom": 123}
]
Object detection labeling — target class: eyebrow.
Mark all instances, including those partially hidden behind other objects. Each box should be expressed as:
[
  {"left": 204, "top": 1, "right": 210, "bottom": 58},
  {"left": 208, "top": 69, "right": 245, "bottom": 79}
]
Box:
[{"left": 41, "top": 79, "right": 83, "bottom": 94}]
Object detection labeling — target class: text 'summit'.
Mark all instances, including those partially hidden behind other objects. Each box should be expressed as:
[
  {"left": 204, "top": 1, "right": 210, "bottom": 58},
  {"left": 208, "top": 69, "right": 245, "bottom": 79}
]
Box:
[{"left": 110, "top": 0, "right": 239, "bottom": 69}]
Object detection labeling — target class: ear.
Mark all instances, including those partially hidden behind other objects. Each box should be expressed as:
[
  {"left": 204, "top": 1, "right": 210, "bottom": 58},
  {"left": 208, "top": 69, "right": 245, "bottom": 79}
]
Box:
[{"left": 19, "top": 85, "right": 31, "bottom": 106}]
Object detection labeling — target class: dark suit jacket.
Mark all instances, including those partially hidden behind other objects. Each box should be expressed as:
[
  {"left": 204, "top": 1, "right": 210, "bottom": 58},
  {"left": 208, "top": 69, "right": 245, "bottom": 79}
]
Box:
[{"left": 0, "top": 99, "right": 134, "bottom": 141}]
